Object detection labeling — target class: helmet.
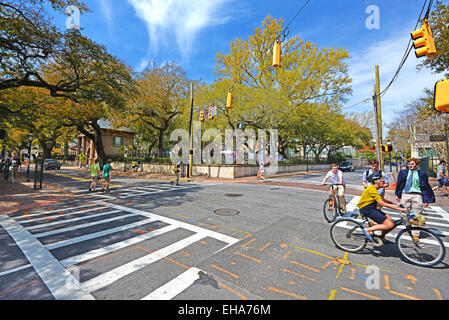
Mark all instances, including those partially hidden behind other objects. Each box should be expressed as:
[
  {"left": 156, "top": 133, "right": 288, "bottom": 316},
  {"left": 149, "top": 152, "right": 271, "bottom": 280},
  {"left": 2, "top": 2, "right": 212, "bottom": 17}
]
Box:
[{"left": 367, "top": 171, "right": 382, "bottom": 183}]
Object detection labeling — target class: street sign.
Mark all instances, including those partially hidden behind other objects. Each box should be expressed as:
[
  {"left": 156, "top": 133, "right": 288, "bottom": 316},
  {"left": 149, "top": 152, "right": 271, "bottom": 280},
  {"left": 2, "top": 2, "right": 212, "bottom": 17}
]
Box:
[{"left": 430, "top": 134, "right": 447, "bottom": 142}]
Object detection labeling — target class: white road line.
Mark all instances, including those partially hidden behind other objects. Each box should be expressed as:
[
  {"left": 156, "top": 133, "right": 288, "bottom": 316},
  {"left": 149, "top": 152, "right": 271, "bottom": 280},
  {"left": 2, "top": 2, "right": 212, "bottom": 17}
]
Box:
[
  {"left": 25, "top": 210, "right": 122, "bottom": 231},
  {"left": 80, "top": 233, "right": 206, "bottom": 293},
  {"left": 102, "top": 202, "right": 239, "bottom": 248},
  {"left": 141, "top": 267, "right": 202, "bottom": 300},
  {"left": 33, "top": 212, "right": 141, "bottom": 238},
  {"left": 18, "top": 206, "right": 105, "bottom": 224},
  {"left": 44, "top": 218, "right": 156, "bottom": 250},
  {"left": 15, "top": 204, "right": 99, "bottom": 221},
  {"left": 0, "top": 217, "right": 94, "bottom": 300},
  {"left": 60, "top": 224, "right": 179, "bottom": 268},
  {"left": 346, "top": 196, "right": 360, "bottom": 213},
  {"left": 0, "top": 264, "right": 32, "bottom": 277}
]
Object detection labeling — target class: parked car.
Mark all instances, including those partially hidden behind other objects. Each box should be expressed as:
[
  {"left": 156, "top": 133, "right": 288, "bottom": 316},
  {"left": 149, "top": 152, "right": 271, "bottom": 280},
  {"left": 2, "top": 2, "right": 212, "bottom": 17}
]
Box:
[
  {"left": 339, "top": 161, "right": 355, "bottom": 172},
  {"left": 44, "top": 159, "right": 61, "bottom": 170}
]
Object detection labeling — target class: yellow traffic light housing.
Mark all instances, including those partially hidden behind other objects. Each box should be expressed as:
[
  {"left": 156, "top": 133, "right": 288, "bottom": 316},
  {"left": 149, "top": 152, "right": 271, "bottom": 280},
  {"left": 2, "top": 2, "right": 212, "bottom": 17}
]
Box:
[
  {"left": 411, "top": 20, "right": 437, "bottom": 58},
  {"left": 272, "top": 39, "right": 282, "bottom": 68},
  {"left": 208, "top": 106, "right": 213, "bottom": 120},
  {"left": 226, "top": 91, "right": 233, "bottom": 108},
  {"left": 199, "top": 110, "right": 204, "bottom": 121},
  {"left": 434, "top": 79, "right": 449, "bottom": 113}
]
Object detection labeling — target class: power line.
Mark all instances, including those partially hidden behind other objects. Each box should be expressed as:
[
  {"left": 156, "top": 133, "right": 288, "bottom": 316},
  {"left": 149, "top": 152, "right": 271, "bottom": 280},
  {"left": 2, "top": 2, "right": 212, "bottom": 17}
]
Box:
[
  {"left": 284, "top": 0, "right": 312, "bottom": 31},
  {"left": 342, "top": 0, "right": 432, "bottom": 110}
]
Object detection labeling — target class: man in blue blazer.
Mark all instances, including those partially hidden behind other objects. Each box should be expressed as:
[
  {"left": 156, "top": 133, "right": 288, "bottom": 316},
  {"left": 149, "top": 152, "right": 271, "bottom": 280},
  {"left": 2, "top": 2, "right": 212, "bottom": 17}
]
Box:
[{"left": 395, "top": 158, "right": 435, "bottom": 214}]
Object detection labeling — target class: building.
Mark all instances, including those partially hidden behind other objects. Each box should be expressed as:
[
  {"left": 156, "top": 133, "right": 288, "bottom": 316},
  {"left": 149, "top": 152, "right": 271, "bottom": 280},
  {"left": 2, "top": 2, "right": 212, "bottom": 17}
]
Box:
[{"left": 76, "top": 120, "right": 135, "bottom": 165}]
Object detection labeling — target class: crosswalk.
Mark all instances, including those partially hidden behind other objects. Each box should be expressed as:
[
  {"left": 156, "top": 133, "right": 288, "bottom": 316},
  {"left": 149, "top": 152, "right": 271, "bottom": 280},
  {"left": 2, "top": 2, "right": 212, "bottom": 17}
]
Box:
[
  {"left": 345, "top": 196, "right": 449, "bottom": 248},
  {"left": 0, "top": 189, "right": 239, "bottom": 300},
  {"left": 71, "top": 183, "right": 199, "bottom": 200}
]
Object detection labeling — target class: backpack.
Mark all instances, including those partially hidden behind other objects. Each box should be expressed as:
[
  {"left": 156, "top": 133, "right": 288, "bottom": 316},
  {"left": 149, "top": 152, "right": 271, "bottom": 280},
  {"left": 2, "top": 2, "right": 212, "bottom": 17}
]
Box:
[{"left": 366, "top": 169, "right": 382, "bottom": 180}]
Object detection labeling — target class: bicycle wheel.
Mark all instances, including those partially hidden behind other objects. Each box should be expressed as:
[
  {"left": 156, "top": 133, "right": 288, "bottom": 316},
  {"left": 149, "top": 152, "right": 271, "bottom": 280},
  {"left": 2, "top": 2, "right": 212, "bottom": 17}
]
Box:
[
  {"left": 396, "top": 227, "right": 446, "bottom": 267},
  {"left": 330, "top": 218, "right": 367, "bottom": 253},
  {"left": 323, "top": 196, "right": 338, "bottom": 223}
]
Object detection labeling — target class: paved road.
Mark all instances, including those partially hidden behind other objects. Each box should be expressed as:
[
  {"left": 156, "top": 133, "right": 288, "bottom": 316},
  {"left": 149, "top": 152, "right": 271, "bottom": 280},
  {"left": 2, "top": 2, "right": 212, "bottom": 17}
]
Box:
[{"left": 1, "top": 168, "right": 448, "bottom": 301}]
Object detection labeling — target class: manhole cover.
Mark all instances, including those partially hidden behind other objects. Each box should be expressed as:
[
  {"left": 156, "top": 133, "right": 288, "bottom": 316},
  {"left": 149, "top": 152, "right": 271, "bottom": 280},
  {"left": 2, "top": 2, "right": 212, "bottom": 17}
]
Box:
[
  {"left": 213, "top": 209, "right": 240, "bottom": 216},
  {"left": 225, "top": 194, "right": 243, "bottom": 197}
]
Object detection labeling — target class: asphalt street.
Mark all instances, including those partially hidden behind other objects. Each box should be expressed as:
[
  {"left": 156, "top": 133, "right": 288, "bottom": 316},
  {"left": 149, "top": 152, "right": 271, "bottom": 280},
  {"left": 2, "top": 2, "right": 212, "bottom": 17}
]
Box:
[{"left": 1, "top": 167, "right": 449, "bottom": 301}]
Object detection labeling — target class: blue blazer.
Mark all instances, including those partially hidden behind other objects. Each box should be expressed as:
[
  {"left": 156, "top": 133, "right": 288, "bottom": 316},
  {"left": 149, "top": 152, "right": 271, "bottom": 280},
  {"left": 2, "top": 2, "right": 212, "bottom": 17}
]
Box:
[{"left": 395, "top": 169, "right": 435, "bottom": 204}]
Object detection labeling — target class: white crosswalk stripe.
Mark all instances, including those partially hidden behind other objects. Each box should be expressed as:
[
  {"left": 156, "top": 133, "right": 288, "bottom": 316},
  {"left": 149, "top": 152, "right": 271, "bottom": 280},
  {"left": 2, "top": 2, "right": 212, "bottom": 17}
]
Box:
[{"left": 0, "top": 186, "right": 239, "bottom": 300}]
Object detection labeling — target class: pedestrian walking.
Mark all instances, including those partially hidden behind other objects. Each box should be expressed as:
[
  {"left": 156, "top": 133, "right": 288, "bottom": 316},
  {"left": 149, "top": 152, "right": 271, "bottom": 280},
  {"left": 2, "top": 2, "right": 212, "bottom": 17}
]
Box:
[
  {"left": 101, "top": 159, "right": 113, "bottom": 193},
  {"left": 88, "top": 159, "right": 101, "bottom": 192},
  {"left": 256, "top": 141, "right": 265, "bottom": 181},
  {"left": 173, "top": 163, "right": 180, "bottom": 186},
  {"left": 395, "top": 157, "right": 435, "bottom": 215},
  {"left": 1, "top": 154, "right": 10, "bottom": 181},
  {"left": 132, "top": 160, "right": 138, "bottom": 172},
  {"left": 433, "top": 159, "right": 449, "bottom": 192},
  {"left": 10, "top": 152, "right": 21, "bottom": 183}
]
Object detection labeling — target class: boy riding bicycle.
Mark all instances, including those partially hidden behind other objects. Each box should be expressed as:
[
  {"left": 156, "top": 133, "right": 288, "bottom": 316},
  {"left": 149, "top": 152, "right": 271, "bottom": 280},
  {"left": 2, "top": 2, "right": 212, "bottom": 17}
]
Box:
[{"left": 357, "top": 172, "right": 407, "bottom": 243}]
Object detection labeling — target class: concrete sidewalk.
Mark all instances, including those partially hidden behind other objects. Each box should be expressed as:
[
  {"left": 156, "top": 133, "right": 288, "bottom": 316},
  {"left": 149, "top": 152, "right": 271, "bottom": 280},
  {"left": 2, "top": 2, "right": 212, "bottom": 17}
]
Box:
[{"left": 0, "top": 171, "right": 73, "bottom": 216}]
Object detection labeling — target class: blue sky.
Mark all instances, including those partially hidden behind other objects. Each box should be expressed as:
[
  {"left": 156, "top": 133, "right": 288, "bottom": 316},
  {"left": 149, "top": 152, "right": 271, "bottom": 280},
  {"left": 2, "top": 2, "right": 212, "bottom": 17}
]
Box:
[{"left": 48, "top": 0, "right": 444, "bottom": 126}]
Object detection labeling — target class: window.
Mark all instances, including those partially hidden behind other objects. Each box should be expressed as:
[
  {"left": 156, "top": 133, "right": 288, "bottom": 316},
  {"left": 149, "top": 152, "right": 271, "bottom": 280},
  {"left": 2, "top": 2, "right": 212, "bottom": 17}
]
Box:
[{"left": 113, "top": 136, "right": 124, "bottom": 147}]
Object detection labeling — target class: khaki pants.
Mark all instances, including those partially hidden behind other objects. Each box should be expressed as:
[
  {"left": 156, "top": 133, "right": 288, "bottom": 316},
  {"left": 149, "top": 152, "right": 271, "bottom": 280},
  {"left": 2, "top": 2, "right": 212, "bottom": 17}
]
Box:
[{"left": 400, "top": 193, "right": 424, "bottom": 215}]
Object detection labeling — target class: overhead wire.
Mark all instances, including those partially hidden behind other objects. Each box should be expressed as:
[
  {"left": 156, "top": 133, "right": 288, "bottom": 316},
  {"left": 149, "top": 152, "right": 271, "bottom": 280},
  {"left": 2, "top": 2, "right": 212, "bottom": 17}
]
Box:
[{"left": 342, "top": 0, "right": 433, "bottom": 110}]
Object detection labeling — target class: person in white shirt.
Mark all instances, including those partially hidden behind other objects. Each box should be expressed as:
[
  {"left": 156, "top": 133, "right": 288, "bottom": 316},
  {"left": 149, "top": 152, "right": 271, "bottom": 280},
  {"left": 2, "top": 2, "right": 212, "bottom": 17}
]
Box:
[{"left": 321, "top": 163, "right": 346, "bottom": 214}]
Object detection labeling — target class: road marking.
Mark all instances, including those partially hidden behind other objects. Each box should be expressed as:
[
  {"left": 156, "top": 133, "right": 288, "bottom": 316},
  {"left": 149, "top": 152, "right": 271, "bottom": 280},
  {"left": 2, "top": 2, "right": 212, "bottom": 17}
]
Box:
[
  {"left": 283, "top": 269, "right": 316, "bottom": 282},
  {"left": 339, "top": 287, "right": 381, "bottom": 300},
  {"left": 25, "top": 209, "right": 122, "bottom": 231},
  {"left": 32, "top": 211, "right": 136, "bottom": 238},
  {"left": 289, "top": 260, "right": 320, "bottom": 273},
  {"left": 141, "top": 267, "right": 201, "bottom": 300},
  {"left": 81, "top": 233, "right": 206, "bottom": 293},
  {"left": 16, "top": 204, "right": 98, "bottom": 221},
  {"left": 210, "top": 264, "right": 239, "bottom": 279},
  {"left": 0, "top": 216, "right": 94, "bottom": 300},
  {"left": 267, "top": 286, "right": 307, "bottom": 300},
  {"left": 44, "top": 218, "right": 157, "bottom": 250},
  {"left": 60, "top": 224, "right": 178, "bottom": 267},
  {"left": 100, "top": 203, "right": 239, "bottom": 249},
  {"left": 233, "top": 251, "right": 261, "bottom": 263}
]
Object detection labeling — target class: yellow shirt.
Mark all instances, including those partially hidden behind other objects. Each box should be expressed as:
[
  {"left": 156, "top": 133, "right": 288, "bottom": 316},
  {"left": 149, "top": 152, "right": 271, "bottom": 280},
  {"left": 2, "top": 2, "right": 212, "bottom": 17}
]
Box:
[{"left": 357, "top": 185, "right": 383, "bottom": 209}]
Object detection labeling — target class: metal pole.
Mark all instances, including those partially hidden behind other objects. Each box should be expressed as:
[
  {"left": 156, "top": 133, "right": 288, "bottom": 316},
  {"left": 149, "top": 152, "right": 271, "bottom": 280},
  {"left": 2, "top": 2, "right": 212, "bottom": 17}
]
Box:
[
  {"left": 34, "top": 157, "right": 38, "bottom": 189},
  {"left": 27, "top": 141, "right": 31, "bottom": 182},
  {"left": 39, "top": 156, "right": 44, "bottom": 189},
  {"left": 188, "top": 82, "right": 194, "bottom": 178}
]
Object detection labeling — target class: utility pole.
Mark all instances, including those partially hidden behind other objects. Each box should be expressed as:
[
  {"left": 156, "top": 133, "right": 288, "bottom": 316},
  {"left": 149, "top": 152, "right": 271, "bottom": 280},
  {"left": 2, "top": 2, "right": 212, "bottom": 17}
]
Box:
[
  {"left": 188, "top": 82, "right": 194, "bottom": 178},
  {"left": 375, "top": 65, "right": 384, "bottom": 171},
  {"left": 373, "top": 87, "right": 381, "bottom": 167}
]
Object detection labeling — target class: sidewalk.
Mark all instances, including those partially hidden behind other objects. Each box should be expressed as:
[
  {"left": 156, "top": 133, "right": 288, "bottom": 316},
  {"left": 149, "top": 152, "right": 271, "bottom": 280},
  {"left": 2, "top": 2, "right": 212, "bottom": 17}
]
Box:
[{"left": 0, "top": 172, "right": 73, "bottom": 216}]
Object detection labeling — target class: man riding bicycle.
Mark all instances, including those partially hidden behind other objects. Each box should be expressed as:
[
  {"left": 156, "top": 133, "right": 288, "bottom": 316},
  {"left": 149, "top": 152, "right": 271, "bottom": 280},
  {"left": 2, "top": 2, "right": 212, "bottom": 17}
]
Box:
[
  {"left": 321, "top": 163, "right": 346, "bottom": 214},
  {"left": 357, "top": 171, "right": 407, "bottom": 243}
]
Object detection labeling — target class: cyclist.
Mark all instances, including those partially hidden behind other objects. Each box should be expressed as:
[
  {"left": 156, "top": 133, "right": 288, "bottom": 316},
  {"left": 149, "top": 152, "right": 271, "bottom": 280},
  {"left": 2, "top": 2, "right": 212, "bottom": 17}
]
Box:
[
  {"left": 321, "top": 163, "right": 346, "bottom": 214},
  {"left": 357, "top": 171, "right": 407, "bottom": 243}
]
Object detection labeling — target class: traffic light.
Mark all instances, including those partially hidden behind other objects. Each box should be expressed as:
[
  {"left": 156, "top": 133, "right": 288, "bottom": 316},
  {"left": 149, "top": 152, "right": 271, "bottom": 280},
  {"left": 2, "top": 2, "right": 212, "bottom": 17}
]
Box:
[
  {"left": 226, "top": 91, "right": 233, "bottom": 108},
  {"left": 272, "top": 39, "right": 282, "bottom": 67},
  {"left": 199, "top": 110, "right": 204, "bottom": 121},
  {"left": 208, "top": 106, "right": 213, "bottom": 120},
  {"left": 411, "top": 20, "right": 437, "bottom": 58},
  {"left": 434, "top": 79, "right": 449, "bottom": 113}
]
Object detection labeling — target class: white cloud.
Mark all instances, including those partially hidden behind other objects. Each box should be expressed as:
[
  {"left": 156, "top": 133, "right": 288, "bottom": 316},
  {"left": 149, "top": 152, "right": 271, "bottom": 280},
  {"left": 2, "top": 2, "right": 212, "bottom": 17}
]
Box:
[
  {"left": 346, "top": 27, "right": 444, "bottom": 126},
  {"left": 127, "top": 0, "right": 232, "bottom": 60}
]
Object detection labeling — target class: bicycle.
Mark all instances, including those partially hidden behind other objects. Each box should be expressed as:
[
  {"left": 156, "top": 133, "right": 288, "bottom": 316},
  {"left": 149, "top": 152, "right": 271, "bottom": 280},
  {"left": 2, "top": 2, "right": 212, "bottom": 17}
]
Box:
[
  {"left": 323, "top": 184, "right": 345, "bottom": 223},
  {"left": 330, "top": 207, "right": 446, "bottom": 267}
]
